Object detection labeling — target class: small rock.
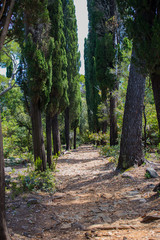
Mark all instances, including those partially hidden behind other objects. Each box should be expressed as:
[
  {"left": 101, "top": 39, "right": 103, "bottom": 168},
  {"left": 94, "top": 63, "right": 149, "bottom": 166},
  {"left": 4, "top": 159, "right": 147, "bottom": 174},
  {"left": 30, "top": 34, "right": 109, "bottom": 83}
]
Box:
[
  {"left": 23, "top": 232, "right": 31, "bottom": 238},
  {"left": 5, "top": 167, "right": 12, "bottom": 172},
  {"left": 153, "top": 183, "right": 160, "bottom": 192},
  {"left": 123, "top": 237, "right": 127, "bottom": 240},
  {"left": 146, "top": 184, "right": 155, "bottom": 189},
  {"left": 27, "top": 198, "right": 39, "bottom": 205},
  {"left": 122, "top": 172, "right": 133, "bottom": 179},
  {"left": 53, "top": 192, "right": 66, "bottom": 199},
  {"left": 146, "top": 168, "right": 159, "bottom": 178},
  {"left": 141, "top": 214, "right": 160, "bottom": 223},
  {"left": 139, "top": 198, "right": 147, "bottom": 204},
  {"left": 126, "top": 190, "right": 139, "bottom": 196},
  {"left": 61, "top": 223, "right": 71, "bottom": 230}
]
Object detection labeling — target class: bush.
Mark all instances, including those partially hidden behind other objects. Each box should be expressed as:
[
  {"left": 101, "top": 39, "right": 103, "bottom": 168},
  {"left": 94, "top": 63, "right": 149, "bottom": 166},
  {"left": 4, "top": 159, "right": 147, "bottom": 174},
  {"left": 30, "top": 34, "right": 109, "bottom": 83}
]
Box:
[
  {"left": 100, "top": 144, "right": 120, "bottom": 164},
  {"left": 89, "top": 131, "right": 109, "bottom": 146},
  {"left": 9, "top": 168, "right": 56, "bottom": 198}
]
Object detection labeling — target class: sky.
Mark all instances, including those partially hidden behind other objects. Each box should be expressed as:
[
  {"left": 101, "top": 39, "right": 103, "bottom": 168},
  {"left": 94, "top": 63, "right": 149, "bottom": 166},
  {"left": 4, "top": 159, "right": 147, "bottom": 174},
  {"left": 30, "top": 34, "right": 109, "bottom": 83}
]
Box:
[
  {"left": 74, "top": 0, "right": 88, "bottom": 75},
  {"left": 0, "top": 0, "right": 89, "bottom": 76}
]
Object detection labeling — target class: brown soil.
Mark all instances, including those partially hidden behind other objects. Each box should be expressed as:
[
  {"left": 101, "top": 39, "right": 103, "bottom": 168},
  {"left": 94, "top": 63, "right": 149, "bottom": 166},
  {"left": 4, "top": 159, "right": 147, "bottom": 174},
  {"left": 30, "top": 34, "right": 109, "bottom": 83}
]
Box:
[{"left": 6, "top": 145, "right": 160, "bottom": 240}]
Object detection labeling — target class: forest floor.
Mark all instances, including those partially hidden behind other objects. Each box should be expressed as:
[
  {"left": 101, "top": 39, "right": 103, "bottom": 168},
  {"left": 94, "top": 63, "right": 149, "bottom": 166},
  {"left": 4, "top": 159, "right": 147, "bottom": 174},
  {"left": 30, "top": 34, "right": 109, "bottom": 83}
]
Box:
[{"left": 6, "top": 145, "right": 160, "bottom": 240}]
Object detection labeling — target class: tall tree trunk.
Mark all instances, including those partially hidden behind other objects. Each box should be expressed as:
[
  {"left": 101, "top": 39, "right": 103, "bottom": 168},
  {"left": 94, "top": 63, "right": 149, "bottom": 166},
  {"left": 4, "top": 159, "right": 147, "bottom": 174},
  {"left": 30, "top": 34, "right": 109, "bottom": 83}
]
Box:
[
  {"left": 74, "top": 127, "right": 77, "bottom": 149},
  {"left": 31, "top": 102, "right": 46, "bottom": 171},
  {"left": 0, "top": 108, "right": 10, "bottom": 240},
  {"left": 65, "top": 107, "right": 70, "bottom": 150},
  {"left": 151, "top": 73, "right": 160, "bottom": 132},
  {"left": 110, "top": 91, "right": 118, "bottom": 146},
  {"left": 117, "top": 47, "right": 146, "bottom": 170},
  {"left": 52, "top": 114, "right": 61, "bottom": 155},
  {"left": 46, "top": 112, "right": 52, "bottom": 168}
]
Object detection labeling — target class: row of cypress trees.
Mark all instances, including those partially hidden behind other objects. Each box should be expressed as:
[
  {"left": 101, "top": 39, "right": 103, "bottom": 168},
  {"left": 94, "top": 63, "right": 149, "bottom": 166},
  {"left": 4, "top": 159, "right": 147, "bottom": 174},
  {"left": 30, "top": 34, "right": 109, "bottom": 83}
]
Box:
[
  {"left": 84, "top": 0, "right": 118, "bottom": 145},
  {"left": 85, "top": 0, "right": 160, "bottom": 170},
  {"left": 16, "top": 0, "right": 81, "bottom": 170},
  {"left": 0, "top": 1, "right": 80, "bottom": 237}
]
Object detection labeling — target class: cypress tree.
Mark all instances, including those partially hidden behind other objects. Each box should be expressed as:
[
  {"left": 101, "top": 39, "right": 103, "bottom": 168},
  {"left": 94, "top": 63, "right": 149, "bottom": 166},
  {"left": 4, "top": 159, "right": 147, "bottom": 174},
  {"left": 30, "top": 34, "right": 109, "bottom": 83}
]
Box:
[
  {"left": 70, "top": 78, "right": 81, "bottom": 149},
  {"left": 84, "top": 0, "right": 101, "bottom": 133},
  {"left": 22, "top": 0, "right": 52, "bottom": 171},
  {"left": 47, "top": 0, "right": 68, "bottom": 163},
  {"left": 85, "top": 0, "right": 119, "bottom": 144},
  {"left": 62, "top": 0, "right": 81, "bottom": 150}
]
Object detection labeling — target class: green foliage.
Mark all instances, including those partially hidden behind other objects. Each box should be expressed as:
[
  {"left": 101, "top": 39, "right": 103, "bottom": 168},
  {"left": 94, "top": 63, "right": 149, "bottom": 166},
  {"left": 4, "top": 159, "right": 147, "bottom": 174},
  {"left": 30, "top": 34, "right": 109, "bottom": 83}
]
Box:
[
  {"left": 9, "top": 168, "right": 56, "bottom": 197},
  {"left": 47, "top": 0, "right": 69, "bottom": 116},
  {"left": 89, "top": 131, "right": 108, "bottom": 146},
  {"left": 84, "top": 37, "right": 101, "bottom": 132},
  {"left": 51, "top": 153, "right": 59, "bottom": 171},
  {"left": 96, "top": 33, "right": 116, "bottom": 94},
  {"left": 117, "top": 0, "right": 160, "bottom": 74},
  {"left": 1, "top": 85, "right": 32, "bottom": 157},
  {"left": 23, "top": 34, "right": 51, "bottom": 108},
  {"left": 63, "top": 0, "right": 81, "bottom": 127},
  {"left": 145, "top": 171, "right": 151, "bottom": 179},
  {"left": 100, "top": 143, "right": 120, "bottom": 165},
  {"left": 35, "top": 157, "right": 42, "bottom": 171}
]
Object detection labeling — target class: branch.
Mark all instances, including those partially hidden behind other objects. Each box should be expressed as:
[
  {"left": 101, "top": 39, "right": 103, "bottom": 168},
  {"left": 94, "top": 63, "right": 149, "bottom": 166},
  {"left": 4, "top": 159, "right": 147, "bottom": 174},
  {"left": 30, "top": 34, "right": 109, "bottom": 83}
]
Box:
[
  {"left": 0, "top": 0, "right": 6, "bottom": 20},
  {"left": 0, "top": 65, "right": 19, "bottom": 97},
  {"left": 0, "top": 0, "right": 15, "bottom": 50},
  {"left": 0, "top": 80, "right": 16, "bottom": 97}
]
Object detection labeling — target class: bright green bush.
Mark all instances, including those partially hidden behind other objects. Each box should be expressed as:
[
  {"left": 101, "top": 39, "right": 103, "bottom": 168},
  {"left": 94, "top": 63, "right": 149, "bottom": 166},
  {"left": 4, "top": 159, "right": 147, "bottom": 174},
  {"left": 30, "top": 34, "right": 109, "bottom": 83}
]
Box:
[
  {"left": 89, "top": 131, "right": 109, "bottom": 146},
  {"left": 100, "top": 144, "right": 120, "bottom": 164},
  {"left": 8, "top": 168, "right": 56, "bottom": 198}
]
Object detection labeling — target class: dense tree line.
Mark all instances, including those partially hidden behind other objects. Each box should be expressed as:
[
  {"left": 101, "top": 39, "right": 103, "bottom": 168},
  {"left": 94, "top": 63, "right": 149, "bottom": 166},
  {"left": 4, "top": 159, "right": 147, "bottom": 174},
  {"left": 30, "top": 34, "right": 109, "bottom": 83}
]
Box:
[
  {"left": 1, "top": 0, "right": 160, "bottom": 239},
  {"left": 0, "top": 0, "right": 80, "bottom": 238},
  {"left": 84, "top": 0, "right": 160, "bottom": 170}
]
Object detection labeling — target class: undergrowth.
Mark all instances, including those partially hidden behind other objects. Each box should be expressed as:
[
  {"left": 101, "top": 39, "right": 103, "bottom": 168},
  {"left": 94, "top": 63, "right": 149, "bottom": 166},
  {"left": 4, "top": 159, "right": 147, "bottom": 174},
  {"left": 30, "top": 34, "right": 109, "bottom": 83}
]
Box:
[
  {"left": 100, "top": 144, "right": 120, "bottom": 165},
  {"left": 8, "top": 167, "right": 56, "bottom": 198},
  {"left": 6, "top": 156, "right": 58, "bottom": 198}
]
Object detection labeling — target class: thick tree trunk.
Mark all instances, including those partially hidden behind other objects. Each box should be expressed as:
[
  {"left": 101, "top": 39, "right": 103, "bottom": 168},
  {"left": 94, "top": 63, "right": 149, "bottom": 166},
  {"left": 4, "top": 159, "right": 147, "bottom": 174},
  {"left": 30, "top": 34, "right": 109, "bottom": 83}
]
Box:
[
  {"left": 110, "top": 91, "right": 118, "bottom": 146},
  {"left": 31, "top": 102, "right": 46, "bottom": 171},
  {"left": 74, "top": 127, "right": 77, "bottom": 149},
  {"left": 151, "top": 73, "right": 160, "bottom": 132},
  {"left": 117, "top": 47, "right": 146, "bottom": 170},
  {"left": 52, "top": 114, "right": 61, "bottom": 155},
  {"left": 0, "top": 108, "right": 10, "bottom": 240},
  {"left": 46, "top": 112, "right": 52, "bottom": 167},
  {"left": 65, "top": 107, "right": 70, "bottom": 150}
]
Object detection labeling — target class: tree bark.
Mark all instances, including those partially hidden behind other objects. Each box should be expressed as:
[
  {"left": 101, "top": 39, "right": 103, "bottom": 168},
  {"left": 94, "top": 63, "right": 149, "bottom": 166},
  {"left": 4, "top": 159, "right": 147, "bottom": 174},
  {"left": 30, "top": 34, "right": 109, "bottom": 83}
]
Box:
[
  {"left": 110, "top": 91, "right": 118, "bottom": 146},
  {"left": 52, "top": 114, "right": 61, "bottom": 155},
  {"left": 31, "top": 102, "right": 46, "bottom": 171},
  {"left": 46, "top": 112, "right": 52, "bottom": 167},
  {"left": 0, "top": 108, "right": 10, "bottom": 240},
  {"left": 0, "top": 0, "right": 15, "bottom": 50},
  {"left": 151, "top": 73, "right": 160, "bottom": 132},
  {"left": 74, "top": 127, "right": 77, "bottom": 149},
  {"left": 117, "top": 47, "right": 146, "bottom": 170},
  {"left": 65, "top": 107, "right": 70, "bottom": 150}
]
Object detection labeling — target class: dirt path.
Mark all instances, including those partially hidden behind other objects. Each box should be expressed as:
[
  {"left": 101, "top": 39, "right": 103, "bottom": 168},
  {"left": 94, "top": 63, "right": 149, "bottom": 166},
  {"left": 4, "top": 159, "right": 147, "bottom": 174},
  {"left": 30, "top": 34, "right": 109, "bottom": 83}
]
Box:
[{"left": 7, "top": 145, "right": 160, "bottom": 239}]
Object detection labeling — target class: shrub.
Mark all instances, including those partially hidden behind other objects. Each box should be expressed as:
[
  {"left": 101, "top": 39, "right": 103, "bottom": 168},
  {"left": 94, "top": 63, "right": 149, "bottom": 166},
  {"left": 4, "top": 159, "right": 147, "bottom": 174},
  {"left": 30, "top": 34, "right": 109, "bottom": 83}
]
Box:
[
  {"left": 100, "top": 144, "right": 120, "bottom": 164},
  {"left": 9, "top": 168, "right": 56, "bottom": 198}
]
